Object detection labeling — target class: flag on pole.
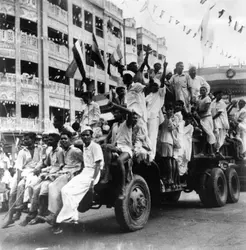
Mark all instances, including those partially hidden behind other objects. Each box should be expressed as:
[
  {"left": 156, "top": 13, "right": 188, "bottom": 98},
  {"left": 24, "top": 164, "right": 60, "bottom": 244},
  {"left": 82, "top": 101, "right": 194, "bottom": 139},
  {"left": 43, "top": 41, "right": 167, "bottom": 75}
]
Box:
[
  {"left": 65, "top": 59, "right": 77, "bottom": 78},
  {"left": 238, "top": 25, "right": 245, "bottom": 33},
  {"left": 234, "top": 21, "right": 238, "bottom": 31},
  {"left": 200, "top": 0, "right": 207, "bottom": 4},
  {"left": 140, "top": 0, "right": 149, "bottom": 12},
  {"left": 110, "top": 44, "right": 123, "bottom": 65},
  {"left": 91, "top": 33, "right": 105, "bottom": 70},
  {"left": 72, "top": 40, "right": 86, "bottom": 80}
]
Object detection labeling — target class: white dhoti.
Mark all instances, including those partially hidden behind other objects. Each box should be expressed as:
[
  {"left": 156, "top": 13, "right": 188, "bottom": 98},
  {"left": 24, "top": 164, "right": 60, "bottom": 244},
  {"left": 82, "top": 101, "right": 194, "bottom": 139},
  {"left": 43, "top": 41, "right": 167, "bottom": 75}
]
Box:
[
  {"left": 147, "top": 117, "right": 159, "bottom": 157},
  {"left": 200, "top": 116, "right": 216, "bottom": 145},
  {"left": 56, "top": 168, "right": 100, "bottom": 223},
  {"left": 24, "top": 173, "right": 40, "bottom": 203},
  {"left": 48, "top": 174, "right": 71, "bottom": 215},
  {"left": 214, "top": 128, "right": 227, "bottom": 151}
]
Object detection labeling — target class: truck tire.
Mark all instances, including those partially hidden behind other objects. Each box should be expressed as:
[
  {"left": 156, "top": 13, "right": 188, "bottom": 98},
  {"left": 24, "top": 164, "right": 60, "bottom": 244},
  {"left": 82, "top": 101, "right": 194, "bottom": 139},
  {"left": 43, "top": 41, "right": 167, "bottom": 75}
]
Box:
[
  {"left": 114, "top": 175, "right": 151, "bottom": 232},
  {"left": 198, "top": 172, "right": 211, "bottom": 207},
  {"left": 225, "top": 168, "right": 240, "bottom": 203},
  {"left": 207, "top": 168, "right": 228, "bottom": 207},
  {"left": 164, "top": 191, "right": 181, "bottom": 202}
]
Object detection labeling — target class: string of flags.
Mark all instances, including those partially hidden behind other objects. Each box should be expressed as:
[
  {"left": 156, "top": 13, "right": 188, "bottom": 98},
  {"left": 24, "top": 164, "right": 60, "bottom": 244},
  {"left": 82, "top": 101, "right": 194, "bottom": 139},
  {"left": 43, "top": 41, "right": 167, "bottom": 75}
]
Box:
[
  {"left": 139, "top": 0, "right": 242, "bottom": 62},
  {"left": 200, "top": 1, "right": 245, "bottom": 34}
]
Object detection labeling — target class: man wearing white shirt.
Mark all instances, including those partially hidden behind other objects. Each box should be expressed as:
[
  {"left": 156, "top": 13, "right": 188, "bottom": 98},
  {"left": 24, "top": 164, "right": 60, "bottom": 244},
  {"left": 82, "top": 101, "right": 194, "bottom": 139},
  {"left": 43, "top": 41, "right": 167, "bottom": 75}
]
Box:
[{"left": 188, "top": 66, "right": 211, "bottom": 103}]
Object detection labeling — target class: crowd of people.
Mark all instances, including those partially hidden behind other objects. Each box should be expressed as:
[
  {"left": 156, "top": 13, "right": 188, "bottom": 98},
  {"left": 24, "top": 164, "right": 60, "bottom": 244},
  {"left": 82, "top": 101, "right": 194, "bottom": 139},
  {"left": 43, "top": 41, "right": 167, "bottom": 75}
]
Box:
[{"left": 1, "top": 47, "right": 246, "bottom": 234}]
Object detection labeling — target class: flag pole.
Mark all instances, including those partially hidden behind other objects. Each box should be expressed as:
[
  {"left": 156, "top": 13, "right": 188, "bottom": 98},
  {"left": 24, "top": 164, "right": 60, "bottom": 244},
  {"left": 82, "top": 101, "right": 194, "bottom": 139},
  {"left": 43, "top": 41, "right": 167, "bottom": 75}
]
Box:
[{"left": 123, "top": 19, "right": 126, "bottom": 66}]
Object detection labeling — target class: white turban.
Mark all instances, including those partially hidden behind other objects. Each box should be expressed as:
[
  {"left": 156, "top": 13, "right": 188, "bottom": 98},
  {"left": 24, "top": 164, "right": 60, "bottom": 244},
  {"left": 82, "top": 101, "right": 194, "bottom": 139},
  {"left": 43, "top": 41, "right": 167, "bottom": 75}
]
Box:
[{"left": 81, "top": 125, "right": 93, "bottom": 134}]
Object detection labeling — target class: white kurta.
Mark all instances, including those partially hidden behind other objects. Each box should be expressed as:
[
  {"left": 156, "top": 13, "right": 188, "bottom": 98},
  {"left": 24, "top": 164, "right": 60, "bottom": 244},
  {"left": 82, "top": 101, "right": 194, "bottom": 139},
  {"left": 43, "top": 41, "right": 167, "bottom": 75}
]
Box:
[
  {"left": 235, "top": 108, "right": 246, "bottom": 153},
  {"left": 146, "top": 87, "right": 166, "bottom": 157},
  {"left": 56, "top": 141, "right": 104, "bottom": 223}
]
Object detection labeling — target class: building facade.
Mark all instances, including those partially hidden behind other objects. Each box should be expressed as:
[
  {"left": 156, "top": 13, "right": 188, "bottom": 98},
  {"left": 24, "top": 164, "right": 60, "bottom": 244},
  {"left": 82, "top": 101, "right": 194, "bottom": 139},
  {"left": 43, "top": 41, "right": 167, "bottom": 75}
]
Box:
[{"left": 0, "top": 0, "right": 167, "bottom": 156}]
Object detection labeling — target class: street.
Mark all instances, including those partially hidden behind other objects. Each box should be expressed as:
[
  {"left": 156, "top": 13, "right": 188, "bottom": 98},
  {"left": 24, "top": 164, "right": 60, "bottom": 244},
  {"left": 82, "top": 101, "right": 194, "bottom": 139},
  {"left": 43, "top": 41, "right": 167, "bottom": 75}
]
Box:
[{"left": 1, "top": 191, "right": 246, "bottom": 250}]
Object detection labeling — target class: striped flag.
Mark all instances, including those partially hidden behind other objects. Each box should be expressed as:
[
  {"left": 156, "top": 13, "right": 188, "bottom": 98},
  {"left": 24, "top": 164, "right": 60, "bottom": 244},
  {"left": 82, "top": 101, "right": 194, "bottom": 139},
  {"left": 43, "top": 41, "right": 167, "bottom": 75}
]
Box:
[
  {"left": 110, "top": 44, "right": 123, "bottom": 65},
  {"left": 72, "top": 40, "right": 86, "bottom": 80},
  {"left": 65, "top": 59, "right": 77, "bottom": 78},
  {"left": 91, "top": 33, "right": 105, "bottom": 70}
]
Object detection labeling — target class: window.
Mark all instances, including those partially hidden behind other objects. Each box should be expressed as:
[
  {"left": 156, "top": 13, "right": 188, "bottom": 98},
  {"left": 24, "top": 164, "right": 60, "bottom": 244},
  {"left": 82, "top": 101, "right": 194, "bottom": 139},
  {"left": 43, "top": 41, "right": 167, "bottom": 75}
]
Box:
[
  {"left": 73, "top": 4, "right": 82, "bottom": 28},
  {"left": 97, "top": 81, "right": 105, "bottom": 94},
  {"left": 126, "top": 37, "right": 131, "bottom": 45},
  {"left": 113, "top": 27, "right": 121, "bottom": 38},
  {"left": 0, "top": 57, "right": 15, "bottom": 74},
  {"left": 0, "top": 102, "right": 16, "bottom": 117},
  {"left": 158, "top": 54, "right": 163, "bottom": 60},
  {"left": 21, "top": 61, "right": 38, "bottom": 77},
  {"left": 21, "top": 104, "right": 39, "bottom": 119},
  {"left": 74, "top": 79, "right": 84, "bottom": 98},
  {"left": 95, "top": 16, "right": 103, "bottom": 38},
  {"left": 48, "top": 27, "right": 68, "bottom": 47},
  {"left": 0, "top": 14, "right": 15, "bottom": 31},
  {"left": 84, "top": 10, "right": 93, "bottom": 33},
  {"left": 131, "top": 38, "right": 136, "bottom": 47},
  {"left": 48, "top": 67, "right": 68, "bottom": 84},
  {"left": 85, "top": 43, "right": 94, "bottom": 67}
]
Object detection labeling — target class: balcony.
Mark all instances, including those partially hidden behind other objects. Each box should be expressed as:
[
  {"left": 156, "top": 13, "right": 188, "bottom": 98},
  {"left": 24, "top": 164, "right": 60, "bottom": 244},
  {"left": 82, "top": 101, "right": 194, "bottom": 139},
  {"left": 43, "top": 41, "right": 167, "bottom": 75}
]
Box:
[
  {"left": 47, "top": 1, "right": 68, "bottom": 24},
  {"left": 21, "top": 75, "right": 39, "bottom": 90},
  {"left": 48, "top": 41, "right": 68, "bottom": 61},
  {"left": 0, "top": 117, "right": 40, "bottom": 132},
  {"left": 0, "top": 73, "right": 16, "bottom": 88},
  {"left": 48, "top": 80, "right": 69, "bottom": 97},
  {"left": 20, "top": 32, "right": 38, "bottom": 50},
  {"left": 20, "top": 0, "right": 37, "bottom": 9},
  {"left": 0, "top": 29, "right": 15, "bottom": 44}
]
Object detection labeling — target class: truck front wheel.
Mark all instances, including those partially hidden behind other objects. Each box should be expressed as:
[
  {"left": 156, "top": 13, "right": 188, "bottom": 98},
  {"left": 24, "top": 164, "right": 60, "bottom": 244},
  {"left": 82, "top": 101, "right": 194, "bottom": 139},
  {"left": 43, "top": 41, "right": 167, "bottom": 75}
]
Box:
[{"left": 114, "top": 175, "right": 151, "bottom": 232}]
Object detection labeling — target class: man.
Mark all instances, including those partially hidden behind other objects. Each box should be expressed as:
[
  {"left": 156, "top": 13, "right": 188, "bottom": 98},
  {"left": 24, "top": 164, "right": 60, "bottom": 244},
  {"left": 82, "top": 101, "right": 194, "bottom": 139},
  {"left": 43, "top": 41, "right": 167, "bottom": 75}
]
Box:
[
  {"left": 170, "top": 62, "right": 191, "bottom": 112},
  {"left": 0, "top": 143, "right": 10, "bottom": 170},
  {"left": 41, "top": 130, "right": 83, "bottom": 232},
  {"left": 2, "top": 132, "right": 43, "bottom": 229},
  {"left": 55, "top": 127, "right": 104, "bottom": 232},
  {"left": 145, "top": 77, "right": 165, "bottom": 158},
  {"left": 188, "top": 66, "right": 210, "bottom": 103},
  {"left": 113, "top": 85, "right": 127, "bottom": 107},
  {"left": 20, "top": 131, "right": 64, "bottom": 226},
  {"left": 211, "top": 91, "right": 229, "bottom": 158},
  {"left": 81, "top": 91, "right": 101, "bottom": 129}
]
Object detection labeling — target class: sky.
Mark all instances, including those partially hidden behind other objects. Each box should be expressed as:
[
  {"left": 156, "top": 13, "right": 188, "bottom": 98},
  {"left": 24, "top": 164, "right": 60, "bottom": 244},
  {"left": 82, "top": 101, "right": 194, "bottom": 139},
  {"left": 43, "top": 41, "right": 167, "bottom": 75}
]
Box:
[{"left": 111, "top": 0, "right": 246, "bottom": 70}]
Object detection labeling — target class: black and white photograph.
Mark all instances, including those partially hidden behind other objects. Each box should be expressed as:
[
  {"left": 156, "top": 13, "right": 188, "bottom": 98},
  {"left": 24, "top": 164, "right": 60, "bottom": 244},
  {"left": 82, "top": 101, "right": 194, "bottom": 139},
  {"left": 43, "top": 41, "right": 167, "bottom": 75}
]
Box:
[{"left": 0, "top": 0, "right": 246, "bottom": 249}]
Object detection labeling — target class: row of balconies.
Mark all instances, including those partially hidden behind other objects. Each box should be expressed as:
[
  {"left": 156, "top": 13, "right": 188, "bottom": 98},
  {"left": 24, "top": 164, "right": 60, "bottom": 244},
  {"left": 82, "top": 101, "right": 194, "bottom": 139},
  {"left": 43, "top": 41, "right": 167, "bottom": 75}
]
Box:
[{"left": 0, "top": 73, "right": 69, "bottom": 97}]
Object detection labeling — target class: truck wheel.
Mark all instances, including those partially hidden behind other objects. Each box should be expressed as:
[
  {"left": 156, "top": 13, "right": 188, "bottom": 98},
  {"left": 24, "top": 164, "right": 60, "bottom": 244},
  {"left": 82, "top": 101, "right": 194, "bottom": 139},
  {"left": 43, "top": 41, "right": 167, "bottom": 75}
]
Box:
[
  {"left": 198, "top": 172, "right": 211, "bottom": 207},
  {"left": 164, "top": 191, "right": 181, "bottom": 202},
  {"left": 225, "top": 168, "right": 240, "bottom": 203},
  {"left": 114, "top": 175, "right": 151, "bottom": 232},
  {"left": 207, "top": 168, "right": 228, "bottom": 207}
]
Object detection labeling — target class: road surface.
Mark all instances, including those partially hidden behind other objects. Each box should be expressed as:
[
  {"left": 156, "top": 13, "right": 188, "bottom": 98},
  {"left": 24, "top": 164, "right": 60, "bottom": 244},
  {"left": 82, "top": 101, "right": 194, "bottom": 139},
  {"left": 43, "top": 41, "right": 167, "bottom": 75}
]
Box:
[{"left": 1, "top": 191, "right": 246, "bottom": 250}]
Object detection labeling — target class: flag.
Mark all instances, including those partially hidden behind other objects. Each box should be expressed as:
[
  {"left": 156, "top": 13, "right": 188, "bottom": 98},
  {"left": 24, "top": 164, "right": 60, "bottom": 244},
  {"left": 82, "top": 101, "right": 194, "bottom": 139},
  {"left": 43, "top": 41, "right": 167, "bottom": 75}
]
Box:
[
  {"left": 65, "top": 59, "right": 77, "bottom": 78},
  {"left": 193, "top": 33, "right": 197, "bottom": 38},
  {"left": 234, "top": 21, "right": 238, "bottom": 31},
  {"left": 218, "top": 9, "right": 225, "bottom": 18},
  {"left": 110, "top": 44, "right": 123, "bottom": 65},
  {"left": 169, "top": 16, "right": 173, "bottom": 23},
  {"left": 175, "top": 20, "right": 180, "bottom": 25},
  {"left": 238, "top": 25, "right": 244, "bottom": 33},
  {"left": 107, "top": 19, "right": 113, "bottom": 32},
  {"left": 72, "top": 40, "right": 86, "bottom": 80},
  {"left": 228, "top": 16, "right": 232, "bottom": 26},
  {"left": 200, "top": 0, "right": 207, "bottom": 4},
  {"left": 183, "top": 25, "right": 186, "bottom": 31},
  {"left": 159, "top": 10, "right": 165, "bottom": 18},
  {"left": 186, "top": 29, "right": 192, "bottom": 35},
  {"left": 140, "top": 0, "right": 149, "bottom": 12},
  {"left": 91, "top": 33, "right": 105, "bottom": 70}
]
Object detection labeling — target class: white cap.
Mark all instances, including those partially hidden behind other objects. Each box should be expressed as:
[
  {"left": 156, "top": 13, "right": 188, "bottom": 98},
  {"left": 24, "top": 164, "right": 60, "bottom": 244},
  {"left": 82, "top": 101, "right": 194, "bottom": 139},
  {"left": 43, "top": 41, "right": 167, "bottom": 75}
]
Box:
[
  {"left": 81, "top": 125, "right": 93, "bottom": 134},
  {"left": 47, "top": 129, "right": 60, "bottom": 136},
  {"left": 123, "top": 70, "right": 135, "bottom": 78}
]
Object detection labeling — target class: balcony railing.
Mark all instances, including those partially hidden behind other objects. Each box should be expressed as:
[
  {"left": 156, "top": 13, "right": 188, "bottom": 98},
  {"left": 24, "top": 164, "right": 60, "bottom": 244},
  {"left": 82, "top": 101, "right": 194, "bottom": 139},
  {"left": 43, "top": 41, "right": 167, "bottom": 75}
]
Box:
[
  {"left": 0, "top": 29, "right": 15, "bottom": 44},
  {"left": 20, "top": 0, "right": 37, "bottom": 9},
  {"left": 48, "top": 41, "right": 68, "bottom": 60},
  {"left": 0, "top": 73, "right": 16, "bottom": 87},
  {"left": 0, "top": 117, "right": 40, "bottom": 132},
  {"left": 21, "top": 75, "right": 39, "bottom": 90},
  {"left": 21, "top": 32, "right": 38, "bottom": 49},
  {"left": 47, "top": 1, "right": 68, "bottom": 24},
  {"left": 48, "top": 81, "right": 69, "bottom": 96}
]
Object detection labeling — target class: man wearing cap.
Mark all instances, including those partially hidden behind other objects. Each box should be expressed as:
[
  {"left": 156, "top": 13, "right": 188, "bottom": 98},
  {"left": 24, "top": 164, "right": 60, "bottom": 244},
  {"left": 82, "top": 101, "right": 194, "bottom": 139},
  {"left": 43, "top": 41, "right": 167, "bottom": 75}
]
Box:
[
  {"left": 20, "top": 131, "right": 64, "bottom": 226},
  {"left": 2, "top": 132, "right": 43, "bottom": 229},
  {"left": 123, "top": 68, "right": 148, "bottom": 130},
  {"left": 188, "top": 66, "right": 211, "bottom": 103},
  {"left": 55, "top": 126, "right": 103, "bottom": 229},
  {"left": 41, "top": 130, "right": 83, "bottom": 231},
  {"left": 81, "top": 91, "right": 101, "bottom": 129}
]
